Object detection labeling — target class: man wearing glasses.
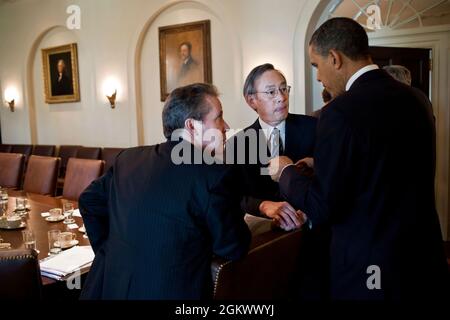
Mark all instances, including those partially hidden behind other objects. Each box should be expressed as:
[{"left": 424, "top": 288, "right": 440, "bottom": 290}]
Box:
[
  {"left": 227, "top": 64, "right": 328, "bottom": 299},
  {"left": 228, "top": 63, "right": 316, "bottom": 230}
]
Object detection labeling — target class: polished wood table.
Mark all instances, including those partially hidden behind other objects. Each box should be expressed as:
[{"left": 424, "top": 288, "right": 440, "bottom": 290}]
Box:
[{"left": 0, "top": 190, "right": 90, "bottom": 285}]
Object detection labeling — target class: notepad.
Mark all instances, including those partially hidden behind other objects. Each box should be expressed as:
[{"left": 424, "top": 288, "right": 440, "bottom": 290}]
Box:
[
  {"left": 40, "top": 246, "right": 94, "bottom": 279},
  {"left": 72, "top": 209, "right": 82, "bottom": 217}
]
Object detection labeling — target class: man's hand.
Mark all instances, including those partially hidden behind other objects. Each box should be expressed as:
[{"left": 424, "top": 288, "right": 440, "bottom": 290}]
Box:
[
  {"left": 259, "top": 201, "right": 305, "bottom": 231},
  {"left": 268, "top": 156, "right": 293, "bottom": 182},
  {"left": 295, "top": 157, "right": 314, "bottom": 169}
]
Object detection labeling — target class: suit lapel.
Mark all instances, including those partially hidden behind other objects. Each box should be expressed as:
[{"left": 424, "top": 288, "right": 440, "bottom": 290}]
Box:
[{"left": 285, "top": 114, "right": 300, "bottom": 159}]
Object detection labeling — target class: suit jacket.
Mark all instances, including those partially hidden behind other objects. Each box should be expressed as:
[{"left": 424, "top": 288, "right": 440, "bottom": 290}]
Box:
[
  {"left": 227, "top": 113, "right": 317, "bottom": 216},
  {"left": 79, "top": 140, "right": 251, "bottom": 300},
  {"left": 279, "top": 69, "right": 449, "bottom": 300},
  {"left": 52, "top": 73, "right": 73, "bottom": 96}
]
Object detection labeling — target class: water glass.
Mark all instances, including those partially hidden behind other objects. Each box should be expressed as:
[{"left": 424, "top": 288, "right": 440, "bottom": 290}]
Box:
[
  {"left": 22, "top": 230, "right": 37, "bottom": 253},
  {"left": 15, "top": 197, "right": 26, "bottom": 212},
  {"left": 63, "top": 202, "right": 75, "bottom": 224},
  {"left": 0, "top": 189, "right": 8, "bottom": 201},
  {"left": 0, "top": 201, "right": 7, "bottom": 218},
  {"left": 48, "top": 230, "right": 61, "bottom": 255}
]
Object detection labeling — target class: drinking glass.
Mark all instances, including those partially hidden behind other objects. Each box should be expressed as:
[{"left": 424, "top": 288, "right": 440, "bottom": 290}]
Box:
[
  {"left": 48, "top": 230, "right": 61, "bottom": 255},
  {"left": 63, "top": 202, "right": 75, "bottom": 224},
  {"left": 0, "top": 201, "right": 7, "bottom": 218},
  {"left": 15, "top": 197, "right": 26, "bottom": 213},
  {"left": 0, "top": 189, "right": 8, "bottom": 202},
  {"left": 22, "top": 230, "right": 39, "bottom": 254}
]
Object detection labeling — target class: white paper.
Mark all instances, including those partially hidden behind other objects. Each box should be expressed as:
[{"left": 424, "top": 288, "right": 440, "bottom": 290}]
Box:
[
  {"left": 41, "top": 212, "right": 50, "bottom": 217},
  {"left": 40, "top": 246, "right": 94, "bottom": 276},
  {"left": 72, "top": 209, "right": 82, "bottom": 217},
  {"left": 67, "top": 223, "right": 79, "bottom": 230}
]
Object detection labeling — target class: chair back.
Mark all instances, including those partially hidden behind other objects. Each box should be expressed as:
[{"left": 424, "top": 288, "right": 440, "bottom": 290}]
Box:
[
  {"left": 57, "top": 145, "right": 81, "bottom": 177},
  {"left": 23, "top": 155, "right": 60, "bottom": 196},
  {"left": 101, "top": 147, "right": 124, "bottom": 173},
  {"left": 76, "top": 147, "right": 101, "bottom": 160},
  {"left": 0, "top": 152, "right": 25, "bottom": 188},
  {"left": 32, "top": 145, "right": 56, "bottom": 157},
  {"left": 0, "top": 145, "right": 11, "bottom": 153},
  {"left": 0, "top": 249, "right": 43, "bottom": 300},
  {"left": 62, "top": 158, "right": 104, "bottom": 201}
]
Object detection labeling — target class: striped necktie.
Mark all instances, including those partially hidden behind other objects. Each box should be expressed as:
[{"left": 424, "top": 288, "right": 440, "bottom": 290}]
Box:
[{"left": 270, "top": 127, "right": 283, "bottom": 157}]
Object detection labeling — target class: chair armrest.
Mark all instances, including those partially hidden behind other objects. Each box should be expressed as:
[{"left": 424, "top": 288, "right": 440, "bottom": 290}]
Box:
[{"left": 211, "top": 215, "right": 303, "bottom": 299}]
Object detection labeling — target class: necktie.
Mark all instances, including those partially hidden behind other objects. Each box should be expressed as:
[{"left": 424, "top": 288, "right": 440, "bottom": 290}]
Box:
[{"left": 270, "top": 127, "right": 283, "bottom": 157}]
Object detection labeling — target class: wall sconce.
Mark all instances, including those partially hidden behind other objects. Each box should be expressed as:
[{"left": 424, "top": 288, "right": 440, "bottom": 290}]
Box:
[
  {"left": 6, "top": 99, "right": 15, "bottom": 112},
  {"left": 103, "top": 77, "right": 120, "bottom": 109},
  {"left": 106, "top": 90, "right": 117, "bottom": 109},
  {"left": 4, "top": 87, "right": 18, "bottom": 112}
]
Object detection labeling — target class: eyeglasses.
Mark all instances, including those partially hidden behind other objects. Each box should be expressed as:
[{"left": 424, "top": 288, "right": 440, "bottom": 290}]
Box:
[{"left": 252, "top": 86, "right": 291, "bottom": 99}]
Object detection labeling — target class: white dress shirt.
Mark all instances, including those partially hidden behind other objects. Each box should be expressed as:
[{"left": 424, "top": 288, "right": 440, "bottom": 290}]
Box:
[
  {"left": 345, "top": 64, "right": 379, "bottom": 91},
  {"left": 258, "top": 118, "right": 286, "bottom": 152}
]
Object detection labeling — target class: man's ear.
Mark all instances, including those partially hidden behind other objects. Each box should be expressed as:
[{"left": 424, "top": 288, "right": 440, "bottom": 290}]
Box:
[
  {"left": 245, "top": 94, "right": 258, "bottom": 112},
  {"left": 329, "top": 49, "right": 343, "bottom": 70},
  {"left": 184, "top": 118, "right": 196, "bottom": 135}
]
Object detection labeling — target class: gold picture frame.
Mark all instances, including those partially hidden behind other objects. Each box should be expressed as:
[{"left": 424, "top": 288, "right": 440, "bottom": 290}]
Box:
[
  {"left": 41, "top": 43, "right": 80, "bottom": 103},
  {"left": 159, "top": 20, "right": 212, "bottom": 101}
]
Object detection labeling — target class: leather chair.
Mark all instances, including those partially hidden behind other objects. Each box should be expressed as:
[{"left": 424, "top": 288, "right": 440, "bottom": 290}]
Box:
[
  {"left": 10, "top": 144, "right": 32, "bottom": 160},
  {"left": 62, "top": 158, "right": 104, "bottom": 201},
  {"left": 0, "top": 144, "right": 11, "bottom": 153},
  {"left": 0, "top": 249, "right": 43, "bottom": 299},
  {"left": 57, "top": 145, "right": 81, "bottom": 178},
  {"left": 0, "top": 153, "right": 25, "bottom": 189},
  {"left": 23, "top": 155, "right": 61, "bottom": 196},
  {"left": 211, "top": 215, "right": 302, "bottom": 299},
  {"left": 101, "top": 147, "right": 124, "bottom": 173},
  {"left": 76, "top": 147, "right": 101, "bottom": 160},
  {"left": 32, "top": 145, "right": 56, "bottom": 157}
]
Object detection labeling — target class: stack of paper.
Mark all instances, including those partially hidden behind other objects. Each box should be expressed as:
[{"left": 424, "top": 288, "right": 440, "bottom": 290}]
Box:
[{"left": 40, "top": 246, "right": 94, "bottom": 280}]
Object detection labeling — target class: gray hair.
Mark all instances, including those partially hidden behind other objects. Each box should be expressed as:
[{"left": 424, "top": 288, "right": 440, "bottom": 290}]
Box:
[
  {"left": 309, "top": 17, "right": 370, "bottom": 60},
  {"left": 243, "top": 63, "right": 286, "bottom": 97},
  {"left": 162, "top": 83, "right": 219, "bottom": 139},
  {"left": 383, "top": 65, "right": 412, "bottom": 86}
]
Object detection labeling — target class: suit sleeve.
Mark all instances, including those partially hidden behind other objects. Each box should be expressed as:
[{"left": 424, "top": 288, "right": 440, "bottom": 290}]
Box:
[
  {"left": 279, "top": 108, "right": 357, "bottom": 226},
  {"left": 79, "top": 167, "right": 112, "bottom": 253},
  {"left": 205, "top": 166, "right": 251, "bottom": 260},
  {"left": 240, "top": 196, "right": 265, "bottom": 217}
]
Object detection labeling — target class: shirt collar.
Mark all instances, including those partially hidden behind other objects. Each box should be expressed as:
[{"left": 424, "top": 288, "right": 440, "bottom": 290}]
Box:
[
  {"left": 345, "top": 64, "right": 379, "bottom": 91},
  {"left": 258, "top": 118, "right": 286, "bottom": 143}
]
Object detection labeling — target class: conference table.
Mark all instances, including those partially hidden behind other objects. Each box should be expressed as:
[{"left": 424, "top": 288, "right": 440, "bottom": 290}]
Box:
[
  {"left": 0, "top": 190, "right": 89, "bottom": 285},
  {"left": 1, "top": 190, "right": 303, "bottom": 299}
]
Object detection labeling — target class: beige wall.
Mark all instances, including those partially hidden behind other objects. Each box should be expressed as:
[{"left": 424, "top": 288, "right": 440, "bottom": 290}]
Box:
[{"left": 0, "top": 0, "right": 316, "bottom": 147}]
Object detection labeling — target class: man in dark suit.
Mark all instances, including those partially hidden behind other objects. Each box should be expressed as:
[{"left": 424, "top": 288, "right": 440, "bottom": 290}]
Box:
[
  {"left": 79, "top": 83, "right": 251, "bottom": 300},
  {"left": 270, "top": 17, "right": 449, "bottom": 300},
  {"left": 227, "top": 63, "right": 317, "bottom": 231},
  {"left": 52, "top": 59, "right": 73, "bottom": 96},
  {"left": 227, "top": 64, "right": 329, "bottom": 299}
]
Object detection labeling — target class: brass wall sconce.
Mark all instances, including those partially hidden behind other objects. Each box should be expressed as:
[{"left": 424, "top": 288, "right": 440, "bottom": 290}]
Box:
[
  {"left": 106, "top": 90, "right": 117, "bottom": 109},
  {"left": 6, "top": 99, "right": 15, "bottom": 112},
  {"left": 4, "top": 87, "right": 18, "bottom": 112}
]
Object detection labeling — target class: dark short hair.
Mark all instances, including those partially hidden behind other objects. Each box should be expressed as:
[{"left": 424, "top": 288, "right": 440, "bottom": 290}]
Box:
[
  {"left": 162, "top": 83, "right": 219, "bottom": 139},
  {"left": 179, "top": 41, "right": 192, "bottom": 53},
  {"left": 243, "top": 63, "right": 287, "bottom": 97},
  {"left": 309, "top": 17, "right": 370, "bottom": 61}
]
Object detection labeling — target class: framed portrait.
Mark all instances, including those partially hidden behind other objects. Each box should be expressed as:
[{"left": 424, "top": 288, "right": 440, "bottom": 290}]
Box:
[
  {"left": 159, "top": 20, "right": 212, "bottom": 101},
  {"left": 41, "top": 43, "right": 80, "bottom": 103}
]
